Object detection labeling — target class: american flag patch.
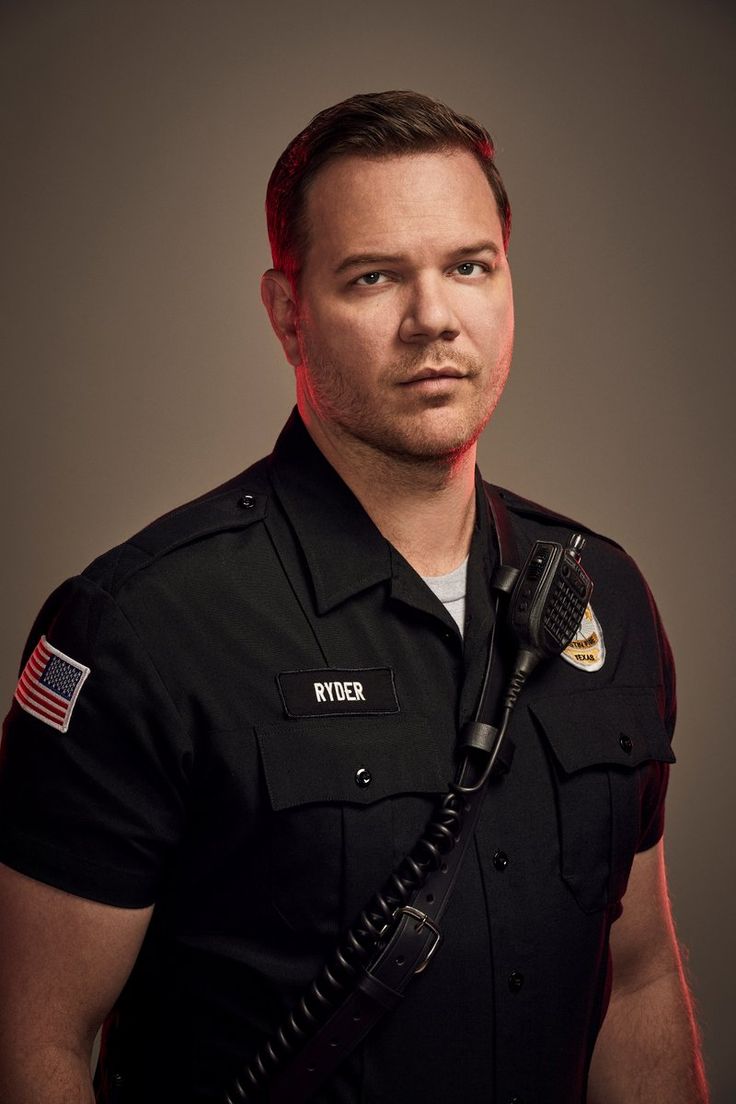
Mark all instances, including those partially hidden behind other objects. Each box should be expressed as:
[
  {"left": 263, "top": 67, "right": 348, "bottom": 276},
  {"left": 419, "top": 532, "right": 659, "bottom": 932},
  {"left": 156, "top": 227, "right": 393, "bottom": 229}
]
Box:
[{"left": 14, "top": 636, "right": 90, "bottom": 733}]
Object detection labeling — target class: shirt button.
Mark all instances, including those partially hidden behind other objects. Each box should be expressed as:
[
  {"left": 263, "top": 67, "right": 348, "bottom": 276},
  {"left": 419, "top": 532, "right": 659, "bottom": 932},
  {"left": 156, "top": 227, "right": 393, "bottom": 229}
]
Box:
[
  {"left": 355, "top": 767, "right": 372, "bottom": 788},
  {"left": 237, "top": 494, "right": 255, "bottom": 509},
  {"left": 619, "top": 733, "right": 633, "bottom": 754},
  {"left": 493, "top": 850, "right": 509, "bottom": 871},
  {"left": 508, "top": 971, "right": 524, "bottom": 992}
]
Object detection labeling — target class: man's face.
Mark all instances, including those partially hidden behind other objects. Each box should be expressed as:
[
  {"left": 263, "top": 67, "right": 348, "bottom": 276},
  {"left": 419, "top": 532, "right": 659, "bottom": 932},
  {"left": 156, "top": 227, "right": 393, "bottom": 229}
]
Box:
[{"left": 291, "top": 148, "right": 514, "bottom": 463}]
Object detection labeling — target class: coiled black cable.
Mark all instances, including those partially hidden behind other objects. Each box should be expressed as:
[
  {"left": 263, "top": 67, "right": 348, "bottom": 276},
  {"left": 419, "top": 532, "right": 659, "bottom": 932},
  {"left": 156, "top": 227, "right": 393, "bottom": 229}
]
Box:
[
  {"left": 222, "top": 597, "right": 510, "bottom": 1104},
  {"left": 223, "top": 782, "right": 471, "bottom": 1103},
  {"left": 222, "top": 527, "right": 589, "bottom": 1101}
]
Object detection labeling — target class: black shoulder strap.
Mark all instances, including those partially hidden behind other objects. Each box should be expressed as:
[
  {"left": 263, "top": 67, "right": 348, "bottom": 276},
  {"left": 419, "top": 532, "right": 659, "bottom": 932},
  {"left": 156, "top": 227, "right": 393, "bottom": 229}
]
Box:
[
  {"left": 484, "top": 483, "right": 521, "bottom": 596},
  {"left": 485, "top": 483, "right": 519, "bottom": 570}
]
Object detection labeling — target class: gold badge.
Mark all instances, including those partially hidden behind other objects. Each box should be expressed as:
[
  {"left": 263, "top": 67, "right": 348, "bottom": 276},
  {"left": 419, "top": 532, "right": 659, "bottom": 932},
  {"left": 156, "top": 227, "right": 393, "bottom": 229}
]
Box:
[{"left": 561, "top": 604, "right": 605, "bottom": 672}]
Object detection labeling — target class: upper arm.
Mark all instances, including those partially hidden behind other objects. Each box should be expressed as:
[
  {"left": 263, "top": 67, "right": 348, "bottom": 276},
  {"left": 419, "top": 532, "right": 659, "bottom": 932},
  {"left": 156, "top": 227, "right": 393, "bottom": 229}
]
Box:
[
  {"left": 0, "top": 862, "right": 152, "bottom": 1058},
  {"left": 608, "top": 839, "right": 680, "bottom": 995}
]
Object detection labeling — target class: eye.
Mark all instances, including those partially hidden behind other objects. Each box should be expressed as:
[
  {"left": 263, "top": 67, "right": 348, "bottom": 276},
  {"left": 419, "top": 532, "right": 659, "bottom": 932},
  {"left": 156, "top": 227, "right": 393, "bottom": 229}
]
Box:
[
  {"left": 354, "top": 271, "right": 386, "bottom": 286},
  {"left": 454, "top": 261, "right": 487, "bottom": 277}
]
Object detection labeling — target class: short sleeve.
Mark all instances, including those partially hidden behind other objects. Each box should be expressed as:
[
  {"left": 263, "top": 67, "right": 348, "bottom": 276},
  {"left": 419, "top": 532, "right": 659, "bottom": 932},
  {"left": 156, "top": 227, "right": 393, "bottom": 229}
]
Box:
[
  {"left": 635, "top": 577, "right": 677, "bottom": 853},
  {"left": 0, "top": 575, "right": 192, "bottom": 907}
]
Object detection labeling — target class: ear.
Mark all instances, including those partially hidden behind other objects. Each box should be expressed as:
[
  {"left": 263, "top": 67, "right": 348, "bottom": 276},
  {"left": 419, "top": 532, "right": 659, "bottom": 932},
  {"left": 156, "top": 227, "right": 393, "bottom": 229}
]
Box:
[{"left": 261, "top": 269, "right": 301, "bottom": 368}]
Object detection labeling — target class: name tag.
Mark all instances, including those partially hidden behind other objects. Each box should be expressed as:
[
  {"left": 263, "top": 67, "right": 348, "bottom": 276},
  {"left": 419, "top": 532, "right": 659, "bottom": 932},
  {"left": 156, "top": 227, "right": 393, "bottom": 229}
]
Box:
[{"left": 277, "top": 668, "right": 399, "bottom": 718}]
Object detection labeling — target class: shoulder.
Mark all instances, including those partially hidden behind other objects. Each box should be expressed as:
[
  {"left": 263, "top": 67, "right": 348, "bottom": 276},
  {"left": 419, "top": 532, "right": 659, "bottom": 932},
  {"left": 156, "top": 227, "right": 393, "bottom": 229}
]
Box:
[
  {"left": 487, "top": 479, "right": 658, "bottom": 605},
  {"left": 80, "top": 456, "right": 273, "bottom": 600},
  {"left": 490, "top": 482, "right": 623, "bottom": 550},
  {"left": 488, "top": 481, "right": 638, "bottom": 583},
  {"left": 488, "top": 481, "right": 675, "bottom": 712},
  {"left": 18, "top": 456, "right": 276, "bottom": 667}
]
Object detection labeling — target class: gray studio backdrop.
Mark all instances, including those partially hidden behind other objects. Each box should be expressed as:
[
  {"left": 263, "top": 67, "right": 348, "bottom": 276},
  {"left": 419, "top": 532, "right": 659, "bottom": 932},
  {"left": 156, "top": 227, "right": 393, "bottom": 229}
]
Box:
[{"left": 1, "top": 0, "right": 733, "bottom": 1097}]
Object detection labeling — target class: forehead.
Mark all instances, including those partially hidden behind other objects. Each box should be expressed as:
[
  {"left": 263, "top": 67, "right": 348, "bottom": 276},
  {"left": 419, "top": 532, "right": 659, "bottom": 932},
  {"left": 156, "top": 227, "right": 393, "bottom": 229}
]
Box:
[{"left": 301, "top": 149, "right": 503, "bottom": 272}]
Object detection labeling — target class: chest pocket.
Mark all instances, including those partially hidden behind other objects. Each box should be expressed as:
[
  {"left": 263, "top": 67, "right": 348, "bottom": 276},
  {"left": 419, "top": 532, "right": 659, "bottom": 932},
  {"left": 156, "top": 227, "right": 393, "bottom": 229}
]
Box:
[
  {"left": 255, "top": 716, "right": 449, "bottom": 937},
  {"left": 528, "top": 687, "right": 675, "bottom": 914}
]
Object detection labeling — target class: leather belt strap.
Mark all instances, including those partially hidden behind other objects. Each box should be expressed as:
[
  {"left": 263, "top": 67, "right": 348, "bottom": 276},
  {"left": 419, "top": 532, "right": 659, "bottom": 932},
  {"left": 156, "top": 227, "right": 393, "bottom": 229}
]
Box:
[
  {"left": 484, "top": 484, "right": 519, "bottom": 585},
  {"left": 265, "top": 778, "right": 491, "bottom": 1103}
]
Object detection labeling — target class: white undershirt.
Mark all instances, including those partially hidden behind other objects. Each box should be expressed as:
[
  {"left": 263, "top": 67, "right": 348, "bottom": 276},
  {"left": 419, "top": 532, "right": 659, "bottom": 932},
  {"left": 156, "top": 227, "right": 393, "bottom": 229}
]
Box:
[{"left": 421, "top": 556, "right": 469, "bottom": 638}]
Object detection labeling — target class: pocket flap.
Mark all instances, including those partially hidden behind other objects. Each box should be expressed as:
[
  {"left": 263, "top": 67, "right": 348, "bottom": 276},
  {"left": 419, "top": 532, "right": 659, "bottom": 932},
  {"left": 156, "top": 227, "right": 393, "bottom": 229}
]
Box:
[
  {"left": 256, "top": 716, "right": 449, "bottom": 811},
  {"left": 528, "top": 687, "right": 675, "bottom": 774}
]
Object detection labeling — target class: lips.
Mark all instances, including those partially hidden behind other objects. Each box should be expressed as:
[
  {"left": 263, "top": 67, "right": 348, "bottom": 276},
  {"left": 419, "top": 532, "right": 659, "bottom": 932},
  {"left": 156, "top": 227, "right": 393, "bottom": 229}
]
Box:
[{"left": 401, "top": 366, "right": 466, "bottom": 384}]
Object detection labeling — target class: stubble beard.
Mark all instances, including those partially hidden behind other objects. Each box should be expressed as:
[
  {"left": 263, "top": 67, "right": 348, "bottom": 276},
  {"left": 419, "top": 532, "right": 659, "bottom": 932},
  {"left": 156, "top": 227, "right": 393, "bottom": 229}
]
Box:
[{"left": 297, "top": 334, "right": 510, "bottom": 468}]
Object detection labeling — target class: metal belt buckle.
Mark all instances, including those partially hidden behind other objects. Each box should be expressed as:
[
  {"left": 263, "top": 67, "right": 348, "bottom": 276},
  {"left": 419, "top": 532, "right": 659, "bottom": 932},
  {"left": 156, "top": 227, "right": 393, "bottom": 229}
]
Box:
[{"left": 394, "top": 905, "right": 442, "bottom": 974}]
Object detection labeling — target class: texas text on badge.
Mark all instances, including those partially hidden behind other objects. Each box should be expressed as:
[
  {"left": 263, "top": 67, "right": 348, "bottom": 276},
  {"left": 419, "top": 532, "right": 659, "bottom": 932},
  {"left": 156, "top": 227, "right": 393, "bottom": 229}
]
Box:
[
  {"left": 14, "top": 636, "right": 91, "bottom": 732},
  {"left": 561, "top": 604, "right": 606, "bottom": 672}
]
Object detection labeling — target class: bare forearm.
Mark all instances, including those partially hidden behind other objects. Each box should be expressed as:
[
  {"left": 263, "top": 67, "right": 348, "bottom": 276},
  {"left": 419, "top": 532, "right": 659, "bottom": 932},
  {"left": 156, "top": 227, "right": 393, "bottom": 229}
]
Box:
[
  {"left": 0, "top": 1045, "right": 94, "bottom": 1104},
  {"left": 587, "top": 967, "right": 708, "bottom": 1104}
]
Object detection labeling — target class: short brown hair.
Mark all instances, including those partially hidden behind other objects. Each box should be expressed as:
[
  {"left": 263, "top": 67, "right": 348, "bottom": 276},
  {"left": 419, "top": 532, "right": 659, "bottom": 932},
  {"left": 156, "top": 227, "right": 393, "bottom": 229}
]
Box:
[{"left": 266, "top": 90, "right": 512, "bottom": 289}]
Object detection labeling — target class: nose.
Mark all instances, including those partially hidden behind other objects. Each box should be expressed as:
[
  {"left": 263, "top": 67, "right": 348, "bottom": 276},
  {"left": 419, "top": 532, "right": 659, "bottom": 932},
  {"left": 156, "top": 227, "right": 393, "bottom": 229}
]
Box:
[{"left": 398, "top": 274, "right": 460, "bottom": 344}]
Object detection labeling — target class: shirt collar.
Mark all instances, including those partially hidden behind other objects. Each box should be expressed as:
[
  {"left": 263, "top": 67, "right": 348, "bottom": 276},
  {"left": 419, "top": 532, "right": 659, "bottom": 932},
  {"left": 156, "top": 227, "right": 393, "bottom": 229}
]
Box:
[
  {"left": 267, "top": 410, "right": 393, "bottom": 614},
  {"left": 267, "top": 409, "right": 497, "bottom": 631}
]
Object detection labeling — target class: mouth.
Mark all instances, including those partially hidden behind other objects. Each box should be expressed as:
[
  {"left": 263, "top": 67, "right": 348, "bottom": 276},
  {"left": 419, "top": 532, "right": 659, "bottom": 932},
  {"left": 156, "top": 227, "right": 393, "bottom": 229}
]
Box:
[{"left": 400, "top": 366, "right": 467, "bottom": 385}]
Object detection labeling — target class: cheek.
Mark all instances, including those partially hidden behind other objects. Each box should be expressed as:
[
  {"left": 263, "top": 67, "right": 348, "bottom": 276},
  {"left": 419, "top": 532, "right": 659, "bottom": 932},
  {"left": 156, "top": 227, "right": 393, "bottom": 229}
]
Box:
[
  {"left": 316, "top": 304, "right": 392, "bottom": 363},
  {"left": 471, "top": 296, "right": 514, "bottom": 347}
]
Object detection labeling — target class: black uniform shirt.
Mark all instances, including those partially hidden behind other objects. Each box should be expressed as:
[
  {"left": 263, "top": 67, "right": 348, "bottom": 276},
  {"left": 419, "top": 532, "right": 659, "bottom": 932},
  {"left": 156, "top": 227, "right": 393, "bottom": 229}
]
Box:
[{"left": 0, "top": 411, "right": 676, "bottom": 1103}]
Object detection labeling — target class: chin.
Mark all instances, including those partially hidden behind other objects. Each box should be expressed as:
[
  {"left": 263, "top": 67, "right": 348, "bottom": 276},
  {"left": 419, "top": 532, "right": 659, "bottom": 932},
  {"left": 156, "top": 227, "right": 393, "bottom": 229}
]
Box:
[
  {"left": 417, "top": 405, "right": 492, "bottom": 454},
  {"left": 372, "top": 415, "right": 488, "bottom": 465}
]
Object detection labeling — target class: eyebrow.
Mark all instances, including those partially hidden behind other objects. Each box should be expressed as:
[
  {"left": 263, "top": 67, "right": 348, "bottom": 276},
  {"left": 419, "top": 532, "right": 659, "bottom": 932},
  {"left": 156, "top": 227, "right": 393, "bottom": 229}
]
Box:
[{"left": 333, "top": 240, "right": 501, "bottom": 275}]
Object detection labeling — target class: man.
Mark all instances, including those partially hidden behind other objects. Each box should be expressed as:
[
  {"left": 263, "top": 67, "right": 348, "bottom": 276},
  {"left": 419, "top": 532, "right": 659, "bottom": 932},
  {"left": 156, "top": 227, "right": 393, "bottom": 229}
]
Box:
[{"left": 0, "top": 91, "right": 708, "bottom": 1103}]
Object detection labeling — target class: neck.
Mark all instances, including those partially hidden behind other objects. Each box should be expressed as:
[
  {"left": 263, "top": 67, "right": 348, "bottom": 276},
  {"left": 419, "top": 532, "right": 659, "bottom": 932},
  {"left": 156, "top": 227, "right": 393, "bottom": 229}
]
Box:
[{"left": 300, "top": 408, "right": 478, "bottom": 577}]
